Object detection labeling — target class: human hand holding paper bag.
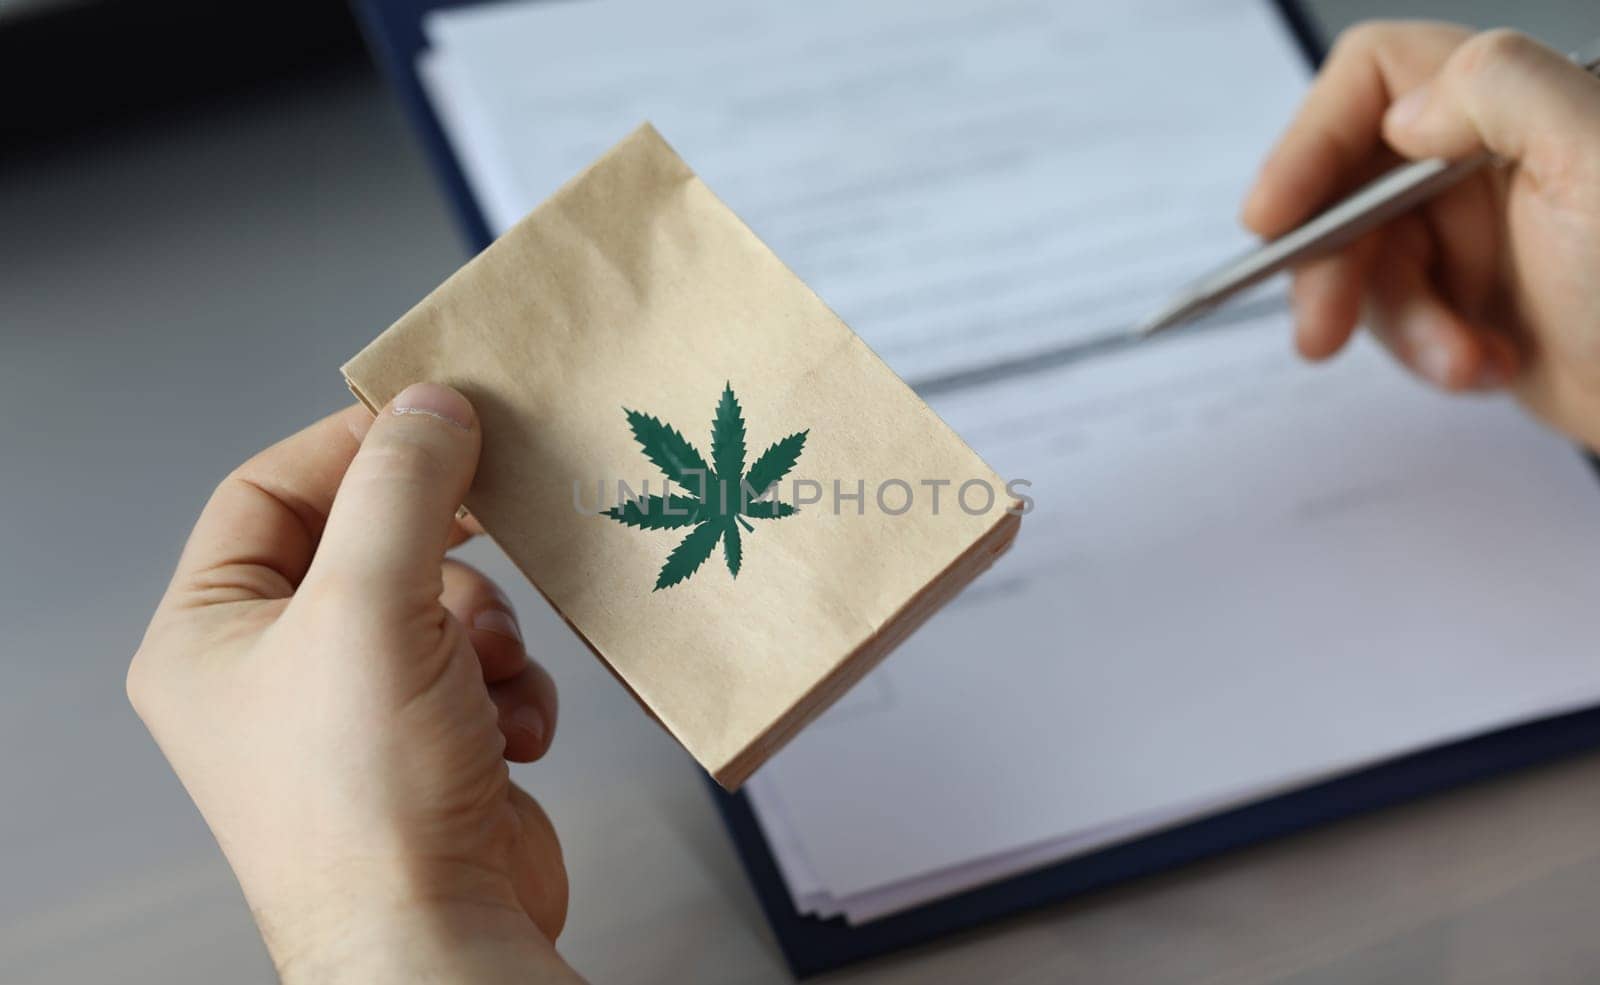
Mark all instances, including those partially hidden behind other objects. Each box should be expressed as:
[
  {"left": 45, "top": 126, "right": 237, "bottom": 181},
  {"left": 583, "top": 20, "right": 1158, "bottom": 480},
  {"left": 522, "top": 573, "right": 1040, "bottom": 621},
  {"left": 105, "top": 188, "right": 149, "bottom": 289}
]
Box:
[
  {"left": 128, "top": 389, "right": 580, "bottom": 983},
  {"left": 125, "top": 125, "right": 1019, "bottom": 982}
]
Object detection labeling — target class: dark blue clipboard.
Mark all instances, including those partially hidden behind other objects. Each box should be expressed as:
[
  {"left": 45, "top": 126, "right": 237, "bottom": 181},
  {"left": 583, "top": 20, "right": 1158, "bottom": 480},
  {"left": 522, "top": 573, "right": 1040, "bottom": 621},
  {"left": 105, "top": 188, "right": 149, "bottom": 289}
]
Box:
[{"left": 351, "top": 0, "right": 1600, "bottom": 976}]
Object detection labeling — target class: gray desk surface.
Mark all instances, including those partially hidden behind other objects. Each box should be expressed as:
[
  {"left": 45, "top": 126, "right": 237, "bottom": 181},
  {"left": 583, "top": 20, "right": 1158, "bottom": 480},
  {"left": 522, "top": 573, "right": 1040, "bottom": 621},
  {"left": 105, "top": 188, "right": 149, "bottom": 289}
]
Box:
[{"left": 4, "top": 1, "right": 1599, "bottom": 981}]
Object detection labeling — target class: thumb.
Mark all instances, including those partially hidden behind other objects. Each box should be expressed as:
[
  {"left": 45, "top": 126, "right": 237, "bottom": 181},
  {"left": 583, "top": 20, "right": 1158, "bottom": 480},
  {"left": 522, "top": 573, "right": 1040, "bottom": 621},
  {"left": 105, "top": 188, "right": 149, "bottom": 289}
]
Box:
[
  {"left": 1381, "top": 30, "right": 1600, "bottom": 191},
  {"left": 303, "top": 382, "right": 481, "bottom": 613}
]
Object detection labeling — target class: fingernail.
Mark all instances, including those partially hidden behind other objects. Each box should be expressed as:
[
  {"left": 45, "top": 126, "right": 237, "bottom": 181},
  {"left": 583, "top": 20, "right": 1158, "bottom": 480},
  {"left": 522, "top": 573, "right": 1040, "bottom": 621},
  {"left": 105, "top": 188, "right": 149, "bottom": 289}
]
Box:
[
  {"left": 392, "top": 382, "right": 474, "bottom": 430},
  {"left": 472, "top": 607, "right": 522, "bottom": 643},
  {"left": 1386, "top": 84, "right": 1431, "bottom": 131},
  {"left": 509, "top": 704, "right": 546, "bottom": 745},
  {"left": 1417, "top": 343, "right": 1454, "bottom": 387}
]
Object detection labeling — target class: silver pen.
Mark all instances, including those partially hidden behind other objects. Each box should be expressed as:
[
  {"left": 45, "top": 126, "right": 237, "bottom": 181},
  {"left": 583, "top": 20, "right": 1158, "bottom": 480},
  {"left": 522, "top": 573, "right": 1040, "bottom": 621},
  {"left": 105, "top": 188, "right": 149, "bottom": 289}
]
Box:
[{"left": 1134, "top": 34, "right": 1600, "bottom": 338}]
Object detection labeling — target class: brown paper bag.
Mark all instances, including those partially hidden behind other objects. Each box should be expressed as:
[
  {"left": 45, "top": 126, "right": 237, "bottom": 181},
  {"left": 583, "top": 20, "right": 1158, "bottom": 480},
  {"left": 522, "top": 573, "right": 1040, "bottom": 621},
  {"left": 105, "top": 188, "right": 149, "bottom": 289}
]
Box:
[{"left": 343, "top": 124, "right": 1020, "bottom": 788}]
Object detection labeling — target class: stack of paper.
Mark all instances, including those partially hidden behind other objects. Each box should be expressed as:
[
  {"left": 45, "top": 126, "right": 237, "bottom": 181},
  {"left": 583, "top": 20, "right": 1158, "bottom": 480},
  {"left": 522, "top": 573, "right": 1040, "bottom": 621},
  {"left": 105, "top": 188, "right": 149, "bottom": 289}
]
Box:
[{"left": 419, "top": 0, "right": 1600, "bottom": 923}]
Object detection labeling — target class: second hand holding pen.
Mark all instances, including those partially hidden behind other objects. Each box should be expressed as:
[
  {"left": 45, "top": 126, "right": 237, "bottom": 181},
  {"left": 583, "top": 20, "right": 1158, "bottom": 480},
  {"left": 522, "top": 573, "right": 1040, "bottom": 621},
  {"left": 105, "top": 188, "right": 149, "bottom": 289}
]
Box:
[{"left": 1133, "top": 35, "right": 1600, "bottom": 339}]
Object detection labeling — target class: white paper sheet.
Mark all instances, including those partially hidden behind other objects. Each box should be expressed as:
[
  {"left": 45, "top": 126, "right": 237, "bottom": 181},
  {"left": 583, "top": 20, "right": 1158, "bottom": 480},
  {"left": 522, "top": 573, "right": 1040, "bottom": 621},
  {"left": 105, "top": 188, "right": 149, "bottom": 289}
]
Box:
[
  {"left": 419, "top": 0, "right": 1600, "bottom": 924},
  {"left": 421, "top": 0, "right": 1308, "bottom": 384},
  {"left": 763, "top": 325, "right": 1600, "bottom": 912}
]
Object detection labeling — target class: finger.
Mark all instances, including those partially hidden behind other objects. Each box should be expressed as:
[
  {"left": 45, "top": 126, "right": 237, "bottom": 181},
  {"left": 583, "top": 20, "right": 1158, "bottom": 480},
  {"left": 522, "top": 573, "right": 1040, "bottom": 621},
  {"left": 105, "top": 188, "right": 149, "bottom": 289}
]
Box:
[
  {"left": 303, "top": 383, "right": 482, "bottom": 614},
  {"left": 1363, "top": 218, "right": 1505, "bottom": 391},
  {"left": 506, "top": 783, "right": 568, "bottom": 941},
  {"left": 165, "top": 403, "right": 369, "bottom": 606},
  {"left": 359, "top": 410, "right": 480, "bottom": 554},
  {"left": 445, "top": 510, "right": 487, "bottom": 550},
  {"left": 1242, "top": 21, "right": 1471, "bottom": 236},
  {"left": 440, "top": 559, "right": 530, "bottom": 683},
  {"left": 489, "top": 663, "right": 559, "bottom": 763},
  {"left": 1383, "top": 29, "right": 1600, "bottom": 195},
  {"left": 1290, "top": 229, "right": 1382, "bottom": 360},
  {"left": 1418, "top": 172, "right": 1502, "bottom": 320}
]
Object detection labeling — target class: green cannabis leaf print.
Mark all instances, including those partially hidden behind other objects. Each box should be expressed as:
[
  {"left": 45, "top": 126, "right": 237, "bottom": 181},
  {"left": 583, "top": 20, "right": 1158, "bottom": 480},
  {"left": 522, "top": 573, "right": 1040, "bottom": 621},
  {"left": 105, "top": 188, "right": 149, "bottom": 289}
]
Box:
[{"left": 605, "top": 382, "right": 806, "bottom": 591}]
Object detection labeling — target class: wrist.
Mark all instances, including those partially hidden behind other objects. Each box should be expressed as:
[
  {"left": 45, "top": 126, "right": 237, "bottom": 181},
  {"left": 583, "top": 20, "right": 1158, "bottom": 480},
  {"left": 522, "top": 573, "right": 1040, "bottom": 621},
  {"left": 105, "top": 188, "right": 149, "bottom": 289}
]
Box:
[
  {"left": 244, "top": 855, "right": 580, "bottom": 985},
  {"left": 271, "top": 898, "right": 582, "bottom": 985}
]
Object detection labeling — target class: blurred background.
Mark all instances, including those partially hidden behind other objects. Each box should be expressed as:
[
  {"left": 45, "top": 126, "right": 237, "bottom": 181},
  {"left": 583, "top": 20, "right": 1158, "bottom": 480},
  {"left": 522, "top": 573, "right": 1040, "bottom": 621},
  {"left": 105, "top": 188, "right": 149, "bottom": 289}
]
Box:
[{"left": 3, "top": 1, "right": 1598, "bottom": 983}]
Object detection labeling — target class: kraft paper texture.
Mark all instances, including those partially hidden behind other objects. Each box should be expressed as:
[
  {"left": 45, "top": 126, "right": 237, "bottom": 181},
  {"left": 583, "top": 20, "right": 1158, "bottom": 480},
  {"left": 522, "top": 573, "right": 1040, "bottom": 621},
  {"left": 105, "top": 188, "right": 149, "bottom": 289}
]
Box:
[{"left": 343, "top": 124, "right": 1019, "bottom": 787}]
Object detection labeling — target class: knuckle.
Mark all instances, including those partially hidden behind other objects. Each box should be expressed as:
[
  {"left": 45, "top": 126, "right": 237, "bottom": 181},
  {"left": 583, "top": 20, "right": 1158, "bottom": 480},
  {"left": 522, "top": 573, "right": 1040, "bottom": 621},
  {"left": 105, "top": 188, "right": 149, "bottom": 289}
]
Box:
[
  {"left": 1330, "top": 20, "right": 1385, "bottom": 58},
  {"left": 125, "top": 648, "right": 157, "bottom": 719},
  {"left": 210, "top": 471, "right": 234, "bottom": 503},
  {"left": 205, "top": 467, "right": 244, "bottom": 513},
  {"left": 216, "top": 452, "right": 273, "bottom": 500},
  {"left": 1454, "top": 28, "right": 1535, "bottom": 81},
  {"left": 1330, "top": 20, "right": 1468, "bottom": 74},
  {"left": 362, "top": 430, "right": 451, "bottom": 478},
  {"left": 1327, "top": 20, "right": 1416, "bottom": 63}
]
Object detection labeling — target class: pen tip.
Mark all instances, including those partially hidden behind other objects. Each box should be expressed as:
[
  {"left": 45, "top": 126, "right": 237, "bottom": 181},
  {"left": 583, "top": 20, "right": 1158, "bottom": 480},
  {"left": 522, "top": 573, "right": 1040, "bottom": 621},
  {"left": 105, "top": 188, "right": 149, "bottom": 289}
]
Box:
[
  {"left": 1133, "top": 293, "right": 1215, "bottom": 339},
  {"left": 1131, "top": 305, "right": 1182, "bottom": 339},
  {"left": 1129, "top": 314, "right": 1164, "bottom": 338}
]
